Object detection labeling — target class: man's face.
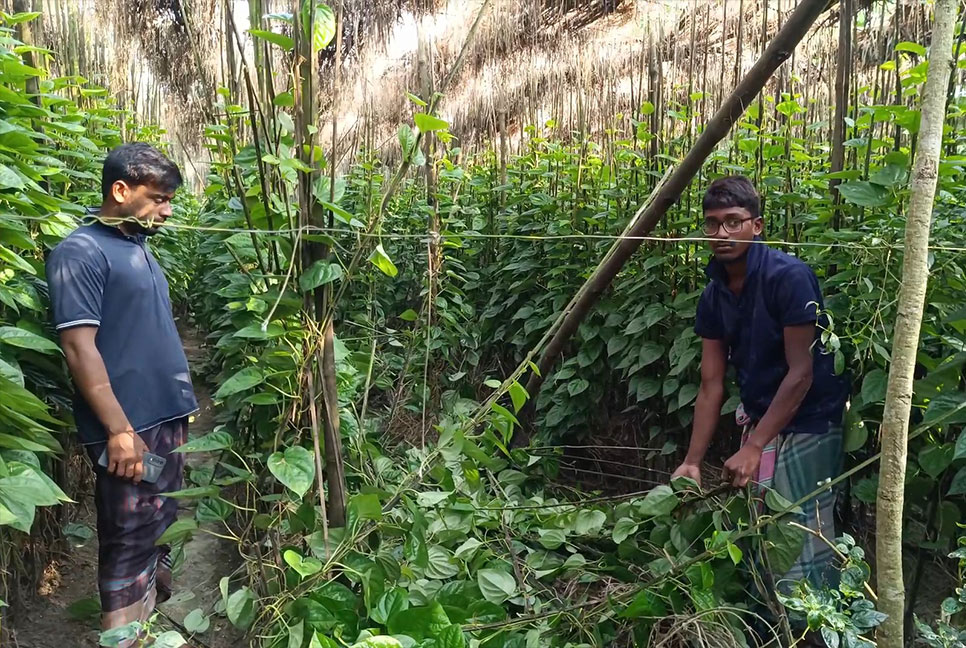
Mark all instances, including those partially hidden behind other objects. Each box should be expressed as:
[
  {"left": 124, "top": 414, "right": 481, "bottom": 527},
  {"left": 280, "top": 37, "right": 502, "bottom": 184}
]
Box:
[
  {"left": 111, "top": 181, "right": 176, "bottom": 236},
  {"left": 703, "top": 206, "right": 763, "bottom": 264}
]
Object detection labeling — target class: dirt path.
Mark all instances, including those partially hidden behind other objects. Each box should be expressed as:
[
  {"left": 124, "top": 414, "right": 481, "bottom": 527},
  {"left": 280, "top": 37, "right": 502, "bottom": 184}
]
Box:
[{"left": 9, "top": 324, "right": 242, "bottom": 648}]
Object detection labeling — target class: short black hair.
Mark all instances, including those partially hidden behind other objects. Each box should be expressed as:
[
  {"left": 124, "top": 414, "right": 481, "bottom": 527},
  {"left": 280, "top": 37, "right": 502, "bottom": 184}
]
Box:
[
  {"left": 702, "top": 175, "right": 760, "bottom": 220},
  {"left": 101, "top": 143, "right": 183, "bottom": 200}
]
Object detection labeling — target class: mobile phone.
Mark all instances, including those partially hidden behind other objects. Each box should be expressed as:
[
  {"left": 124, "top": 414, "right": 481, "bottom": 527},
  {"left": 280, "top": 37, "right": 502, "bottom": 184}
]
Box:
[{"left": 97, "top": 448, "right": 167, "bottom": 484}]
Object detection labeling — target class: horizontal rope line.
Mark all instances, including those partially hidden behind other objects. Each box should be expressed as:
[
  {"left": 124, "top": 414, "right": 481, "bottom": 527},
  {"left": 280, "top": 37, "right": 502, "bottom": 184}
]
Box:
[{"left": 17, "top": 214, "right": 966, "bottom": 253}]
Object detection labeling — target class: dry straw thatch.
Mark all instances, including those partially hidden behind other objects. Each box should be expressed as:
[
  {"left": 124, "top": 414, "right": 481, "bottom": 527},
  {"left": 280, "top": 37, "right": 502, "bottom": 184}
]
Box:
[{"left": 20, "top": 0, "right": 940, "bottom": 177}]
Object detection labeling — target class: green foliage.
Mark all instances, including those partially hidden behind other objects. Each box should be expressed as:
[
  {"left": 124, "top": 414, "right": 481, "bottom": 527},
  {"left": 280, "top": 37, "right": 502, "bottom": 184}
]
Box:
[{"left": 180, "top": 22, "right": 966, "bottom": 648}]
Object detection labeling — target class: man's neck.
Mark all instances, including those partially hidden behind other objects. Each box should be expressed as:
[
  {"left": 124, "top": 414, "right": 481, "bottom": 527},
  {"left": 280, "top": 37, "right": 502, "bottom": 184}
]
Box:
[
  {"left": 97, "top": 204, "right": 139, "bottom": 237},
  {"left": 723, "top": 255, "right": 748, "bottom": 294},
  {"left": 724, "top": 256, "right": 748, "bottom": 281}
]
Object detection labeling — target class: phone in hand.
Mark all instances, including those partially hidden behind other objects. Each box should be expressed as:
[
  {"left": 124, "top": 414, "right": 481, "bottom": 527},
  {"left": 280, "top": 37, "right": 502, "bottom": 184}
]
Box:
[{"left": 97, "top": 447, "right": 167, "bottom": 484}]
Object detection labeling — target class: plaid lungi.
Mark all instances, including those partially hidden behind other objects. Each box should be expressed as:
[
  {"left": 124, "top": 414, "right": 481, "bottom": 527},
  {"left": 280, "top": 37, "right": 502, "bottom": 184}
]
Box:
[
  {"left": 85, "top": 418, "right": 187, "bottom": 616},
  {"left": 737, "top": 403, "right": 843, "bottom": 589}
]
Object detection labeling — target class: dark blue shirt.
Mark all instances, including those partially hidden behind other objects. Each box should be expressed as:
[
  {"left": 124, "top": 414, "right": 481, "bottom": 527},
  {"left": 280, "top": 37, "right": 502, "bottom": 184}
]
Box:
[
  {"left": 46, "top": 220, "right": 198, "bottom": 444},
  {"left": 694, "top": 242, "right": 848, "bottom": 433}
]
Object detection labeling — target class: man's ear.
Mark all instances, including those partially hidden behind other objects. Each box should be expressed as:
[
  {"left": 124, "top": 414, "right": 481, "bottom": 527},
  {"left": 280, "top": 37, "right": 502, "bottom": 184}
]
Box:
[
  {"left": 110, "top": 180, "right": 131, "bottom": 205},
  {"left": 752, "top": 217, "right": 764, "bottom": 235}
]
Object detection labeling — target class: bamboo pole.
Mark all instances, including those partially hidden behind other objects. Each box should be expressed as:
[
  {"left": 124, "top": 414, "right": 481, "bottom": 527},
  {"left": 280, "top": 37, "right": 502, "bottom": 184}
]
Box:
[
  {"left": 523, "top": 0, "right": 832, "bottom": 406},
  {"left": 829, "top": 0, "right": 854, "bottom": 230},
  {"left": 875, "top": 3, "right": 957, "bottom": 646}
]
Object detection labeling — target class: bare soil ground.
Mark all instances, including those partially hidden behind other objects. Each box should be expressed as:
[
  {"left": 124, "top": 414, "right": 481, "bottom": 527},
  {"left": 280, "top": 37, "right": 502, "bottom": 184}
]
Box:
[{"left": 8, "top": 325, "right": 242, "bottom": 648}]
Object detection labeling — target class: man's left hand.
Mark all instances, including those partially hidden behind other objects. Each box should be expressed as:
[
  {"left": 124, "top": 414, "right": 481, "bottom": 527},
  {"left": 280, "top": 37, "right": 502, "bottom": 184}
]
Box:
[{"left": 722, "top": 444, "right": 763, "bottom": 487}]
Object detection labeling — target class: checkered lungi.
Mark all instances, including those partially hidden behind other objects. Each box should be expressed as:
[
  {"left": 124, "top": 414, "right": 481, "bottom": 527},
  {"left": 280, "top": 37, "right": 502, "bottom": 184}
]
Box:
[{"left": 737, "top": 403, "right": 843, "bottom": 588}]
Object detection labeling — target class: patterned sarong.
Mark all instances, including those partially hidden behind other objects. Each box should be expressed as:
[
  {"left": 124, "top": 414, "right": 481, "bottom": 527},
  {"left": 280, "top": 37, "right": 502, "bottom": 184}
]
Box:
[
  {"left": 84, "top": 418, "right": 187, "bottom": 626},
  {"left": 736, "top": 404, "right": 842, "bottom": 589}
]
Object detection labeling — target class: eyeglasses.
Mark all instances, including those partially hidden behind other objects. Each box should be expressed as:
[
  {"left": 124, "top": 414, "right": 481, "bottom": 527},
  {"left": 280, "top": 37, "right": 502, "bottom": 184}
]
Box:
[{"left": 702, "top": 216, "right": 755, "bottom": 236}]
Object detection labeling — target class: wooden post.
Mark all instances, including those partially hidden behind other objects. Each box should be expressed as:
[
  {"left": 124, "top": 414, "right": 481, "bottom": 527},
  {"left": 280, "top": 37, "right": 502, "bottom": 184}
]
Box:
[
  {"left": 523, "top": 0, "right": 832, "bottom": 405},
  {"left": 875, "top": 2, "right": 957, "bottom": 646}
]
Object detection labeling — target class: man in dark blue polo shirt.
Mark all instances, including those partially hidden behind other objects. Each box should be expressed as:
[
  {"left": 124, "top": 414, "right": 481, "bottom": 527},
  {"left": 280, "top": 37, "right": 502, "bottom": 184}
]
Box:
[
  {"left": 671, "top": 176, "right": 848, "bottom": 587},
  {"left": 46, "top": 143, "right": 197, "bottom": 640}
]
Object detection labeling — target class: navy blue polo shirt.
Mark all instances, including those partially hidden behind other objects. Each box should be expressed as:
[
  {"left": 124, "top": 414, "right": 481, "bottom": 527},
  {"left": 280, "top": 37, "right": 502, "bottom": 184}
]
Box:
[
  {"left": 694, "top": 242, "right": 848, "bottom": 433},
  {"left": 46, "top": 219, "right": 198, "bottom": 444}
]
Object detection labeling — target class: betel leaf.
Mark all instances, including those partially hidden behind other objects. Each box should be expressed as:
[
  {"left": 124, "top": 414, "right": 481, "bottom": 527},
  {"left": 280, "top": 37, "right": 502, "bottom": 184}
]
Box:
[
  {"left": 765, "top": 520, "right": 806, "bottom": 575},
  {"left": 283, "top": 549, "right": 323, "bottom": 578},
  {"left": 173, "top": 429, "right": 234, "bottom": 453},
  {"left": 370, "top": 587, "right": 408, "bottom": 625},
  {"left": 347, "top": 493, "right": 382, "bottom": 529},
  {"left": 0, "top": 245, "right": 35, "bottom": 274},
  {"left": 920, "top": 391, "right": 966, "bottom": 429},
  {"left": 638, "top": 485, "right": 678, "bottom": 517},
  {"left": 387, "top": 601, "right": 450, "bottom": 640},
  {"left": 160, "top": 485, "right": 220, "bottom": 499},
  {"left": 574, "top": 509, "right": 607, "bottom": 535},
  {"left": 214, "top": 367, "right": 265, "bottom": 399},
  {"left": 836, "top": 181, "right": 890, "bottom": 207},
  {"left": 291, "top": 597, "right": 338, "bottom": 631},
  {"left": 425, "top": 545, "right": 459, "bottom": 580},
  {"left": 918, "top": 444, "right": 954, "bottom": 478},
  {"left": 895, "top": 41, "right": 927, "bottom": 56},
  {"left": 413, "top": 113, "right": 449, "bottom": 133},
  {"left": 184, "top": 608, "right": 211, "bottom": 634},
  {"left": 859, "top": 368, "right": 887, "bottom": 405},
  {"left": 152, "top": 632, "right": 188, "bottom": 648},
  {"left": 567, "top": 378, "right": 589, "bottom": 397},
  {"left": 477, "top": 569, "right": 517, "bottom": 604},
  {"left": 155, "top": 519, "right": 198, "bottom": 545},
  {"left": 508, "top": 381, "right": 529, "bottom": 413},
  {"left": 612, "top": 517, "right": 639, "bottom": 543},
  {"left": 233, "top": 323, "right": 285, "bottom": 339},
  {"left": 368, "top": 244, "right": 398, "bottom": 278},
  {"left": 351, "top": 637, "right": 404, "bottom": 648},
  {"left": 312, "top": 3, "right": 336, "bottom": 52},
  {"left": 947, "top": 466, "right": 966, "bottom": 497},
  {"left": 435, "top": 625, "right": 466, "bottom": 648},
  {"left": 268, "top": 446, "right": 315, "bottom": 498},
  {"left": 399, "top": 309, "right": 419, "bottom": 322},
  {"left": 954, "top": 429, "right": 966, "bottom": 461},
  {"left": 226, "top": 586, "right": 257, "bottom": 630},
  {"left": 398, "top": 124, "right": 416, "bottom": 159},
  {"left": 0, "top": 326, "right": 60, "bottom": 354},
  {"left": 300, "top": 261, "right": 343, "bottom": 292},
  {"left": 249, "top": 29, "right": 294, "bottom": 50},
  {"left": 0, "top": 165, "right": 25, "bottom": 189}
]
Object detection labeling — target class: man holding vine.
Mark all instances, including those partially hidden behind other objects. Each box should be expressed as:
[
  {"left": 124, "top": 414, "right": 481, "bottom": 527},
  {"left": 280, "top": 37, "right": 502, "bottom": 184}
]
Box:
[
  {"left": 671, "top": 176, "right": 849, "bottom": 588},
  {"left": 46, "top": 143, "right": 196, "bottom": 643}
]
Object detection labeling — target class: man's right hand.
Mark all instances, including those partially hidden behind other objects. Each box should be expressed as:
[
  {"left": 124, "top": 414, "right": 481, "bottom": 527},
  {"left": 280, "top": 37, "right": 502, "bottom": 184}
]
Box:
[
  {"left": 107, "top": 430, "right": 147, "bottom": 483},
  {"left": 671, "top": 462, "right": 703, "bottom": 489}
]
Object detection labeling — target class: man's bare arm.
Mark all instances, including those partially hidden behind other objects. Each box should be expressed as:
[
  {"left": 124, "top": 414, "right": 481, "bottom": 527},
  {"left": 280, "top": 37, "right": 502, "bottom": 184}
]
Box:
[
  {"left": 671, "top": 338, "right": 728, "bottom": 487},
  {"left": 60, "top": 327, "right": 144, "bottom": 482}
]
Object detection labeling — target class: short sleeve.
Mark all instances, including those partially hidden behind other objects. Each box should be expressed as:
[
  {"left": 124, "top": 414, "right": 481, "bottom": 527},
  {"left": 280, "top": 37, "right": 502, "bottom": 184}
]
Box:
[
  {"left": 694, "top": 286, "right": 724, "bottom": 339},
  {"left": 773, "top": 263, "right": 822, "bottom": 327},
  {"left": 46, "top": 238, "right": 107, "bottom": 331}
]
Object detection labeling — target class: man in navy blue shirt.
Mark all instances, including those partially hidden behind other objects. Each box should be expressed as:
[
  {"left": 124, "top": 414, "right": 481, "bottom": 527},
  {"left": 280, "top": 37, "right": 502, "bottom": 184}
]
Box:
[
  {"left": 46, "top": 143, "right": 197, "bottom": 641},
  {"left": 671, "top": 176, "right": 848, "bottom": 587}
]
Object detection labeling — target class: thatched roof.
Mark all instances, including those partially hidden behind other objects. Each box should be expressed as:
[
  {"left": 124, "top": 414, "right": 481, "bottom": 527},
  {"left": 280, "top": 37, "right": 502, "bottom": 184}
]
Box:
[{"left": 30, "top": 0, "right": 937, "bottom": 186}]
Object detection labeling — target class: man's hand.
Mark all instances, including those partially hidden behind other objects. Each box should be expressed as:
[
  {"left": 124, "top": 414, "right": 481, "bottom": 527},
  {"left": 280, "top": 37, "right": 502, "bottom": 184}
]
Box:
[
  {"left": 671, "top": 462, "right": 703, "bottom": 489},
  {"left": 722, "top": 444, "right": 763, "bottom": 488},
  {"left": 107, "top": 431, "right": 147, "bottom": 483}
]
